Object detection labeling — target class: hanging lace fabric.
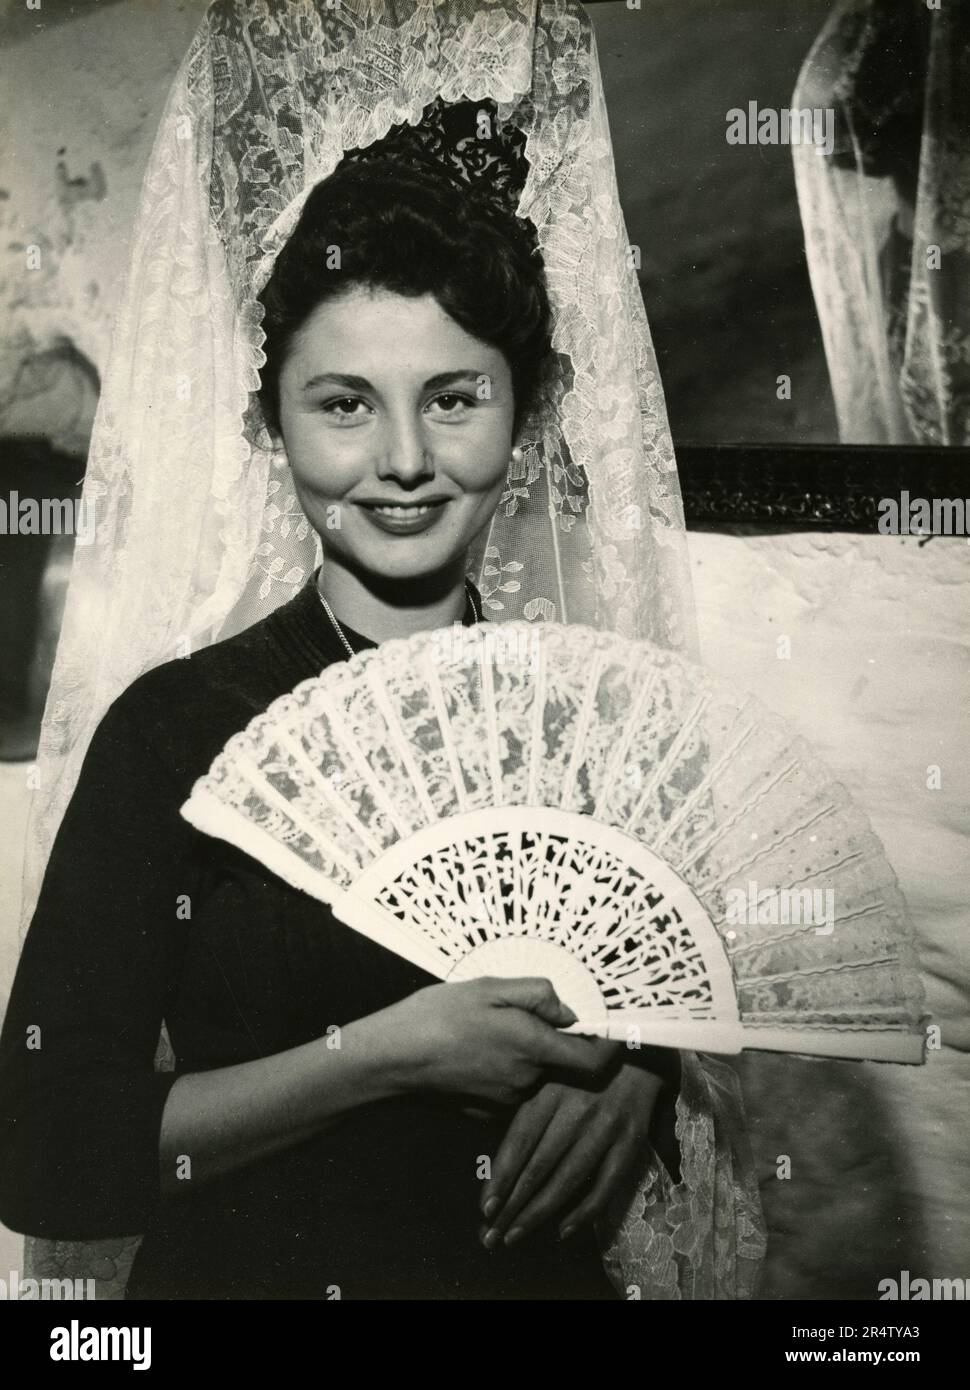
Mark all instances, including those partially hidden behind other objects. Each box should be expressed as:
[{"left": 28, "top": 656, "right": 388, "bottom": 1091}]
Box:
[
  {"left": 792, "top": 0, "right": 970, "bottom": 445},
  {"left": 19, "top": 0, "right": 765, "bottom": 1298}
]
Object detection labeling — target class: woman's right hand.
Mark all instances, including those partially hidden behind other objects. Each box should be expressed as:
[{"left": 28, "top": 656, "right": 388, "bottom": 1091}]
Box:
[{"left": 374, "top": 976, "right": 615, "bottom": 1107}]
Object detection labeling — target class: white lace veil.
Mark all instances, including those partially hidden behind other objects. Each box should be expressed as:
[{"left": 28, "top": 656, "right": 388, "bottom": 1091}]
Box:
[
  {"left": 792, "top": 0, "right": 970, "bottom": 445},
  {"left": 21, "top": 0, "right": 696, "bottom": 938}
]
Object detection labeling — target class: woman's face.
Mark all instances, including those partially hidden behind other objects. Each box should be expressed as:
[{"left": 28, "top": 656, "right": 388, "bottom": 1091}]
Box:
[{"left": 277, "top": 286, "right": 516, "bottom": 585}]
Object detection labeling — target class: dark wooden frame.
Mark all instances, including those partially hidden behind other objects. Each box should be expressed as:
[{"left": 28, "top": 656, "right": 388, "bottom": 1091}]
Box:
[{"left": 676, "top": 443, "right": 970, "bottom": 533}]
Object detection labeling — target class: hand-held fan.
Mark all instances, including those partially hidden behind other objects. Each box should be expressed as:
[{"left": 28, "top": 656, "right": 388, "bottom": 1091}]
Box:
[{"left": 180, "top": 621, "right": 927, "bottom": 1062}]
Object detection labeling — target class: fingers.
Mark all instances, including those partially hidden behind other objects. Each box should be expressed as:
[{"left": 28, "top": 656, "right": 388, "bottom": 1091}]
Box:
[
  {"left": 486, "top": 1115, "right": 619, "bottom": 1246},
  {"left": 477, "top": 978, "right": 619, "bottom": 1080},
  {"left": 480, "top": 1088, "right": 559, "bottom": 1223},
  {"left": 484, "top": 976, "right": 618, "bottom": 1080},
  {"left": 485, "top": 975, "right": 577, "bottom": 1028},
  {"left": 491, "top": 1100, "right": 597, "bottom": 1230},
  {"left": 573, "top": 1035, "right": 625, "bottom": 1073},
  {"left": 554, "top": 1142, "right": 641, "bottom": 1240},
  {"left": 460, "top": 1101, "right": 502, "bottom": 1122},
  {"left": 479, "top": 1064, "right": 663, "bottom": 1247},
  {"left": 535, "top": 1026, "right": 618, "bottom": 1079}
]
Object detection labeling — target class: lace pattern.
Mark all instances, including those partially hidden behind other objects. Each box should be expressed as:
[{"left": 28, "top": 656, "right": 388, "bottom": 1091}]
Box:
[{"left": 600, "top": 1051, "right": 767, "bottom": 1300}]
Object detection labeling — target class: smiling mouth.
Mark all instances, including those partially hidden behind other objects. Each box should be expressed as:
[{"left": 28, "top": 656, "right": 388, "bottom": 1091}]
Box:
[{"left": 358, "top": 501, "right": 449, "bottom": 517}]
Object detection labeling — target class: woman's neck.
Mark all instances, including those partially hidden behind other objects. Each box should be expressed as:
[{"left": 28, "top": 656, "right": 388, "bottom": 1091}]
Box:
[{"left": 317, "top": 558, "right": 470, "bottom": 644}]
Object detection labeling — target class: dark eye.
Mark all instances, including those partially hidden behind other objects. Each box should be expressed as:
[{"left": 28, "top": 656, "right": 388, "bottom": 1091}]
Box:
[
  {"left": 428, "top": 393, "right": 473, "bottom": 416},
  {"left": 321, "top": 397, "right": 367, "bottom": 418}
]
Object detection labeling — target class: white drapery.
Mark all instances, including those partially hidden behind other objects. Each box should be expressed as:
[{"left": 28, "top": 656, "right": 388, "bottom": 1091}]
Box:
[{"left": 793, "top": 0, "right": 970, "bottom": 446}]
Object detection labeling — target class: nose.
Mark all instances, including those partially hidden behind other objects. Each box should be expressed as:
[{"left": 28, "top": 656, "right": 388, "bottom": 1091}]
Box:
[{"left": 375, "top": 410, "right": 435, "bottom": 488}]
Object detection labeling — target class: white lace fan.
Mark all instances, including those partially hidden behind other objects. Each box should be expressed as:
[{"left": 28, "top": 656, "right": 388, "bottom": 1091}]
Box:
[{"left": 181, "top": 621, "right": 926, "bottom": 1062}]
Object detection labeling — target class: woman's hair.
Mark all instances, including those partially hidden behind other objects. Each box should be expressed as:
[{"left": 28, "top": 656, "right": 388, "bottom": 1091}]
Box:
[{"left": 256, "top": 158, "right": 553, "bottom": 439}]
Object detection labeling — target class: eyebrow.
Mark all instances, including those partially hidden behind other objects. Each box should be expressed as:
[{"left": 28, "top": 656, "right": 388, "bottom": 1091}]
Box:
[{"left": 300, "top": 370, "right": 487, "bottom": 393}]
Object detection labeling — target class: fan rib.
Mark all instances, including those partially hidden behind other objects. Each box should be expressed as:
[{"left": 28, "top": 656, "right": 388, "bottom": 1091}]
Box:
[
  {"left": 365, "top": 657, "right": 438, "bottom": 825},
  {"left": 516, "top": 825, "right": 542, "bottom": 938},
  {"left": 471, "top": 641, "right": 515, "bottom": 933},
  {"left": 525, "top": 634, "right": 548, "bottom": 805},
  {"left": 531, "top": 828, "right": 574, "bottom": 949},
  {"left": 738, "top": 1026, "right": 925, "bottom": 1063},
  {"left": 311, "top": 689, "right": 413, "bottom": 844},
  {"left": 724, "top": 892, "right": 892, "bottom": 956},
  {"left": 423, "top": 648, "right": 471, "bottom": 815},
  {"left": 482, "top": 834, "right": 511, "bottom": 944},
  {"left": 560, "top": 646, "right": 609, "bottom": 813},
  {"left": 230, "top": 746, "right": 368, "bottom": 873},
  {"left": 677, "top": 757, "right": 810, "bottom": 873},
  {"left": 712, "top": 805, "right": 861, "bottom": 889},
  {"left": 333, "top": 892, "right": 451, "bottom": 975},
  {"left": 403, "top": 853, "right": 475, "bottom": 955},
  {"left": 738, "top": 952, "right": 907, "bottom": 985},
  {"left": 591, "top": 660, "right": 662, "bottom": 821},
  {"left": 624, "top": 692, "right": 713, "bottom": 834},
  {"left": 478, "top": 634, "right": 504, "bottom": 807},
  {"left": 183, "top": 785, "right": 355, "bottom": 897},
  {"left": 268, "top": 723, "right": 385, "bottom": 859},
  {"left": 651, "top": 712, "right": 759, "bottom": 853},
  {"left": 784, "top": 857, "right": 875, "bottom": 894}
]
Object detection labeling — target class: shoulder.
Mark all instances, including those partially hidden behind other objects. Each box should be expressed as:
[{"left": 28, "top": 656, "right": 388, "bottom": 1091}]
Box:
[
  {"left": 93, "top": 601, "right": 307, "bottom": 789},
  {"left": 110, "top": 618, "right": 270, "bottom": 720},
  {"left": 114, "top": 614, "right": 278, "bottom": 713}
]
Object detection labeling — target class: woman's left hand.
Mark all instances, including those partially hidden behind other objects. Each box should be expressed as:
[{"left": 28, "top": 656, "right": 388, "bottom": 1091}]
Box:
[{"left": 478, "top": 1049, "right": 667, "bottom": 1249}]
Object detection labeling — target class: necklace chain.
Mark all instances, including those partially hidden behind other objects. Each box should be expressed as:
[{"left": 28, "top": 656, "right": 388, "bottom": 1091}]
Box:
[{"left": 316, "top": 578, "right": 482, "bottom": 658}]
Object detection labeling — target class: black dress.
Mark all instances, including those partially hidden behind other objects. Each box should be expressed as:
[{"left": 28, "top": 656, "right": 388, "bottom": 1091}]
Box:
[{"left": 0, "top": 575, "right": 619, "bottom": 1300}]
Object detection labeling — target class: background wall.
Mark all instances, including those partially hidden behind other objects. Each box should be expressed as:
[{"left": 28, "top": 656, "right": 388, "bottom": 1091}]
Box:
[
  {"left": 0, "top": 0, "right": 837, "bottom": 446},
  {"left": 594, "top": 0, "right": 838, "bottom": 444},
  {"left": 1, "top": 0, "right": 967, "bottom": 1297}
]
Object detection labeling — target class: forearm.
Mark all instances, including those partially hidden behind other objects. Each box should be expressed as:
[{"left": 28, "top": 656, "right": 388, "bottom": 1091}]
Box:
[{"left": 158, "top": 1011, "right": 403, "bottom": 1197}]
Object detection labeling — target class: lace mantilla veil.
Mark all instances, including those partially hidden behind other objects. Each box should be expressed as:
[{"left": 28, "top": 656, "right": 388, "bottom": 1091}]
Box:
[
  {"left": 21, "top": 0, "right": 766, "bottom": 1299},
  {"left": 793, "top": 0, "right": 970, "bottom": 445}
]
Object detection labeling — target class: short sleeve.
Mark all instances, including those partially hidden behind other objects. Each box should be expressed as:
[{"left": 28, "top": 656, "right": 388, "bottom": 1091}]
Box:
[{"left": 0, "top": 689, "right": 193, "bottom": 1239}]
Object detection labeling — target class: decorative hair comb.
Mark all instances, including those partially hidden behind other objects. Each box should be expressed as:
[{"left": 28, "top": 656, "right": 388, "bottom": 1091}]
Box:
[{"left": 337, "top": 95, "right": 531, "bottom": 227}]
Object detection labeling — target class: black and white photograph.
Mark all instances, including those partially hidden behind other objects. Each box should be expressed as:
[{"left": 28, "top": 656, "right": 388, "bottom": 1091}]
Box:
[{"left": 0, "top": 0, "right": 967, "bottom": 1338}]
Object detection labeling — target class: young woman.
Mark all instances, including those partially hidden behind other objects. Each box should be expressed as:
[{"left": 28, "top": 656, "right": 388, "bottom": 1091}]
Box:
[{"left": 0, "top": 1, "right": 764, "bottom": 1300}]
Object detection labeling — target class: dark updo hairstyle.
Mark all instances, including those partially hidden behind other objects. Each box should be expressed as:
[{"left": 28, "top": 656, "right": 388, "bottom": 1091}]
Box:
[{"left": 256, "top": 157, "right": 553, "bottom": 441}]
